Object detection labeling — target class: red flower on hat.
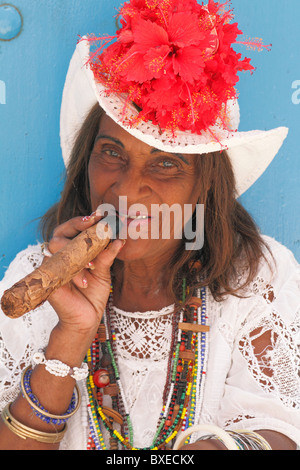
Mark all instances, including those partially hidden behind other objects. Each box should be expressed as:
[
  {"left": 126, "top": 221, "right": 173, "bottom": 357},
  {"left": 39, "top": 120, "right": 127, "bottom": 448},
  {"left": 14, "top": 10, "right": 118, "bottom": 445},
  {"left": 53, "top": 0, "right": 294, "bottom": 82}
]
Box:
[{"left": 83, "top": 0, "right": 270, "bottom": 136}]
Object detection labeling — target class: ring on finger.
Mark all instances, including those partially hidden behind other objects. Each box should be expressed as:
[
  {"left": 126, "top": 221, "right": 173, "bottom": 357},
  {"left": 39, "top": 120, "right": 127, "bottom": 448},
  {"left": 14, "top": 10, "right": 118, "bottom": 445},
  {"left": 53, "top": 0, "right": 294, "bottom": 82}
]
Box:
[{"left": 87, "top": 262, "right": 95, "bottom": 270}]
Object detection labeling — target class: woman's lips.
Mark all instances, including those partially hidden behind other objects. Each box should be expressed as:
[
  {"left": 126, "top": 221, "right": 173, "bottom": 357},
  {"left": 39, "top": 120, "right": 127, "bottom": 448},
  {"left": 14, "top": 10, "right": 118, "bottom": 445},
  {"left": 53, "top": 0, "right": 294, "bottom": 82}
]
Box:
[{"left": 117, "top": 211, "right": 153, "bottom": 232}]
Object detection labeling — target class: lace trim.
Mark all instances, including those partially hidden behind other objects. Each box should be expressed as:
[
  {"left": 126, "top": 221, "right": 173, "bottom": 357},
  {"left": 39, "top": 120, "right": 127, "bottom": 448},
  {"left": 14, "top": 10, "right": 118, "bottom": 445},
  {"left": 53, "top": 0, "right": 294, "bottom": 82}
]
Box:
[
  {"left": 249, "top": 276, "right": 275, "bottom": 304},
  {"left": 0, "top": 245, "right": 58, "bottom": 412},
  {"left": 224, "top": 414, "right": 256, "bottom": 427},
  {"left": 235, "top": 266, "right": 300, "bottom": 410},
  {"left": 112, "top": 304, "right": 174, "bottom": 319},
  {"left": 239, "top": 310, "right": 300, "bottom": 409},
  {"left": 111, "top": 306, "right": 175, "bottom": 361},
  {"left": 0, "top": 337, "right": 37, "bottom": 411}
]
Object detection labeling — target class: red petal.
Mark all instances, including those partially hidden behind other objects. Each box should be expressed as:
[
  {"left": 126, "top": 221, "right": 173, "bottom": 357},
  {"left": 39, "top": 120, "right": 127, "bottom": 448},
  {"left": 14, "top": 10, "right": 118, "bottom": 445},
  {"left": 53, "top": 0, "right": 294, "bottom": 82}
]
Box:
[
  {"left": 237, "top": 57, "right": 255, "bottom": 73},
  {"left": 144, "top": 45, "right": 171, "bottom": 79},
  {"left": 173, "top": 46, "right": 205, "bottom": 83},
  {"left": 118, "top": 29, "right": 134, "bottom": 44},
  {"left": 133, "top": 18, "right": 169, "bottom": 48},
  {"left": 168, "top": 12, "right": 204, "bottom": 47},
  {"left": 221, "top": 23, "right": 242, "bottom": 46},
  {"left": 145, "top": 77, "right": 182, "bottom": 111},
  {"left": 118, "top": 48, "right": 154, "bottom": 83}
]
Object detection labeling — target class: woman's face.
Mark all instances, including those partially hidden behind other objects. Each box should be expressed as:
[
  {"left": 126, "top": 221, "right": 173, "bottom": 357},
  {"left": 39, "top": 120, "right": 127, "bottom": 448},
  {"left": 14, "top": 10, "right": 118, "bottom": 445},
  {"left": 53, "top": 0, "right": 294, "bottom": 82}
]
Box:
[{"left": 88, "top": 114, "right": 201, "bottom": 263}]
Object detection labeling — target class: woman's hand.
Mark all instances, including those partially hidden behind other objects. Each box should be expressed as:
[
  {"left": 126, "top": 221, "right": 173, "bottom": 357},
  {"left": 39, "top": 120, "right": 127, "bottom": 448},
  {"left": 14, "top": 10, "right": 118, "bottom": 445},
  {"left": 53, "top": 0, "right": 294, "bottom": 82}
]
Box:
[
  {"left": 46, "top": 214, "right": 124, "bottom": 340},
  {"left": 0, "top": 213, "right": 126, "bottom": 450}
]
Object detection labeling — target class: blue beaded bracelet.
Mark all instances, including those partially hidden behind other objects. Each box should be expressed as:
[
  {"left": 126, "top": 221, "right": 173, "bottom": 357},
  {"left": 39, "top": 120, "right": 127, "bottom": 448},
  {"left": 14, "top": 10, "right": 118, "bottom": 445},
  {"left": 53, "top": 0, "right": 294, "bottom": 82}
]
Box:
[{"left": 21, "top": 366, "right": 81, "bottom": 425}]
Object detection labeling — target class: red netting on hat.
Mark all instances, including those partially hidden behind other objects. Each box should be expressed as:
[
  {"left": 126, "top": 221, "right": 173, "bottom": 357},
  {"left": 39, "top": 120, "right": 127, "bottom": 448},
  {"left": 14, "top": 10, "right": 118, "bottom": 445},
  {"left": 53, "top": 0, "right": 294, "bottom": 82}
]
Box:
[{"left": 81, "top": 0, "right": 270, "bottom": 136}]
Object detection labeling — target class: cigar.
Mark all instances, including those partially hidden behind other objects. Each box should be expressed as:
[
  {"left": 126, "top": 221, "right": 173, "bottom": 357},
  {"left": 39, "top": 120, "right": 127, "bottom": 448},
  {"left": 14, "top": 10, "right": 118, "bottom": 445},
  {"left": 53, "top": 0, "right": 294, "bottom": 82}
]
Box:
[{"left": 1, "top": 217, "right": 120, "bottom": 319}]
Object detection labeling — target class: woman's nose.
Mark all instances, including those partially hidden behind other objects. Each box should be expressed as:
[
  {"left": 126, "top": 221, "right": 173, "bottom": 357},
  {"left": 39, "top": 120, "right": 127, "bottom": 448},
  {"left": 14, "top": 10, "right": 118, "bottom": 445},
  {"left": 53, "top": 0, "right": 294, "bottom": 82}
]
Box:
[{"left": 111, "top": 167, "right": 152, "bottom": 201}]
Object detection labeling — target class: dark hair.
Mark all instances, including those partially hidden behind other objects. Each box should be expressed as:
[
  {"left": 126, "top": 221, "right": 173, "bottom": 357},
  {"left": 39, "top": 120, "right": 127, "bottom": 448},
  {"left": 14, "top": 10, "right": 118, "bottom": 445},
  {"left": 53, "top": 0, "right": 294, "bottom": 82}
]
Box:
[
  {"left": 40, "top": 104, "right": 103, "bottom": 238},
  {"left": 40, "top": 103, "right": 271, "bottom": 302}
]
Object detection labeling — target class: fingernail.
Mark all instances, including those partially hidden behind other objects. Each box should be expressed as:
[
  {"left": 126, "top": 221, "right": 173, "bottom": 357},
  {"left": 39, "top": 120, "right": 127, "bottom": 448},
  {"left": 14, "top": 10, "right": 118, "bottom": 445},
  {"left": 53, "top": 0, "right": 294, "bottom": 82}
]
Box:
[
  {"left": 88, "top": 262, "right": 95, "bottom": 270},
  {"left": 82, "top": 212, "right": 96, "bottom": 222},
  {"left": 118, "top": 239, "right": 126, "bottom": 251}
]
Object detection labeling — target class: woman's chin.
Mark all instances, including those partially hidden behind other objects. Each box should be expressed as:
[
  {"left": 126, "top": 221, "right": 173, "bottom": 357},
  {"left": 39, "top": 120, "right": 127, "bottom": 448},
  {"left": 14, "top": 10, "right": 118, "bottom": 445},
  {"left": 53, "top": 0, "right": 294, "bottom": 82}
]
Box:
[
  {"left": 117, "top": 235, "right": 181, "bottom": 263},
  {"left": 115, "top": 237, "right": 154, "bottom": 262}
]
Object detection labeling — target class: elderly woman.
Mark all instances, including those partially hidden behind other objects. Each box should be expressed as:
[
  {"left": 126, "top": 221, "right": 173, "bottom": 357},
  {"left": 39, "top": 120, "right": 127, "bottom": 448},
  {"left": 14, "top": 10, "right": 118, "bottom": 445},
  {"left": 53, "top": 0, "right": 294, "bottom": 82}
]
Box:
[{"left": 0, "top": 0, "right": 299, "bottom": 451}]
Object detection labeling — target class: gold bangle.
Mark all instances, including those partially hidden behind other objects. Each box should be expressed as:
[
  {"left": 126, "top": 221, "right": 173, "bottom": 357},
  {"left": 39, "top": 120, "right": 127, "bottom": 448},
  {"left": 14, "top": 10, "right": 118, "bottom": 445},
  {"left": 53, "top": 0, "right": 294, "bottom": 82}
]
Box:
[
  {"left": 21, "top": 366, "right": 81, "bottom": 421},
  {"left": 1, "top": 404, "right": 67, "bottom": 444}
]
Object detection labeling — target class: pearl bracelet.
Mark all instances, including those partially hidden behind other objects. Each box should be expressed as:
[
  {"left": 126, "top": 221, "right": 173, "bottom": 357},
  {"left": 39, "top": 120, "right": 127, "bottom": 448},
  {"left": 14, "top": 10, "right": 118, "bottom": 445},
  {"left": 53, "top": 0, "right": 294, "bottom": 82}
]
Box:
[{"left": 32, "top": 352, "right": 89, "bottom": 381}]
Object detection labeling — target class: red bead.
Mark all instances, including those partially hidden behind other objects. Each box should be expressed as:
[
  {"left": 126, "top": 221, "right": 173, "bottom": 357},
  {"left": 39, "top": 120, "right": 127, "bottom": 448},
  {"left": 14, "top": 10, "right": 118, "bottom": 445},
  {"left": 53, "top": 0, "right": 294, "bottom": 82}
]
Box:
[
  {"left": 179, "top": 344, "right": 186, "bottom": 351},
  {"left": 93, "top": 369, "right": 110, "bottom": 388},
  {"left": 165, "top": 420, "right": 172, "bottom": 427},
  {"left": 177, "top": 365, "right": 183, "bottom": 373},
  {"left": 97, "top": 390, "right": 103, "bottom": 405}
]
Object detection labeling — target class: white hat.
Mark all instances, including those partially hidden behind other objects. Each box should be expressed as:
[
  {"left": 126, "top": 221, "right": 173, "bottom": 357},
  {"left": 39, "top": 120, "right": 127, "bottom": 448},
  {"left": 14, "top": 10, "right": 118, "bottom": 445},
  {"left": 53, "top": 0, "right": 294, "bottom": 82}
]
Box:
[{"left": 60, "top": 13, "right": 288, "bottom": 197}]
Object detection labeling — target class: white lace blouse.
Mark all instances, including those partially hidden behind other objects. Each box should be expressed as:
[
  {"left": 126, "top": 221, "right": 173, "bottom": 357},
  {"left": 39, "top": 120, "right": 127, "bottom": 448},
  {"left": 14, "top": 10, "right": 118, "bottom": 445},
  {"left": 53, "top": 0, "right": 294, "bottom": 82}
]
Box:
[{"left": 0, "top": 236, "right": 299, "bottom": 449}]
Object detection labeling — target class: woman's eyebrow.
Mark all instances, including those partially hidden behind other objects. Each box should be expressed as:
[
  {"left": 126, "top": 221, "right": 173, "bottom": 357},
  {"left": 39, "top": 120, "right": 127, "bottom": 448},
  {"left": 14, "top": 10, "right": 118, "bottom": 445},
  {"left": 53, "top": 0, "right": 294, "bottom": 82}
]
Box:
[
  {"left": 94, "top": 134, "right": 125, "bottom": 148},
  {"left": 151, "top": 148, "right": 190, "bottom": 165}
]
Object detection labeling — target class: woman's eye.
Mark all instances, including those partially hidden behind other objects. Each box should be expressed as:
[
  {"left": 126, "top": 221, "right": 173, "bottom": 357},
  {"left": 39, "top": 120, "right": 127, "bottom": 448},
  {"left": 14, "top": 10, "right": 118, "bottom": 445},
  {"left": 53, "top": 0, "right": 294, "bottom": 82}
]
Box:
[
  {"left": 102, "top": 149, "right": 120, "bottom": 158},
  {"left": 90, "top": 145, "right": 126, "bottom": 168},
  {"left": 157, "top": 159, "right": 179, "bottom": 170}
]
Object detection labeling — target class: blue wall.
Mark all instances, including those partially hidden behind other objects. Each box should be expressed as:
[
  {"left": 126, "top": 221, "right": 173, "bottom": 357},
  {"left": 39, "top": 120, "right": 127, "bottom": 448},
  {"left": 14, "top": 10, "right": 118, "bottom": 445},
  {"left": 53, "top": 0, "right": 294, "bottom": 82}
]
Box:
[
  {"left": 233, "top": 0, "right": 300, "bottom": 260},
  {"left": 0, "top": 0, "right": 299, "bottom": 279}
]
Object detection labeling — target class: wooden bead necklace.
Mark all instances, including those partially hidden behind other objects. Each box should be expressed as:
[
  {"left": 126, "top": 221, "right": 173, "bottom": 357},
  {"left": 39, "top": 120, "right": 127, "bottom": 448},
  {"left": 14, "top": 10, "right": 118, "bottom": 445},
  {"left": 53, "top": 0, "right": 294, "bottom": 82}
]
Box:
[{"left": 86, "top": 281, "right": 209, "bottom": 450}]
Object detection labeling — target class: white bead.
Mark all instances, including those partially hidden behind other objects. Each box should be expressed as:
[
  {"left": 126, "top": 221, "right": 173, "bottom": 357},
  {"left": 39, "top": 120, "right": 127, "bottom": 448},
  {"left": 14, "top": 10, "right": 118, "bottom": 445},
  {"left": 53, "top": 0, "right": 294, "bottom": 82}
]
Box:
[
  {"left": 71, "top": 363, "right": 89, "bottom": 381},
  {"left": 32, "top": 352, "right": 88, "bottom": 381},
  {"left": 32, "top": 352, "right": 46, "bottom": 365},
  {"left": 45, "top": 359, "right": 70, "bottom": 377}
]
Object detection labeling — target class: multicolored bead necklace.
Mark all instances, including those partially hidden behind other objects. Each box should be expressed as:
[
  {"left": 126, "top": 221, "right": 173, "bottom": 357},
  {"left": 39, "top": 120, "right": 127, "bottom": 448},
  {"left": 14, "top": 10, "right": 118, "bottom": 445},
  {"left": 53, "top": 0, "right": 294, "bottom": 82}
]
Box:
[{"left": 86, "top": 281, "right": 209, "bottom": 450}]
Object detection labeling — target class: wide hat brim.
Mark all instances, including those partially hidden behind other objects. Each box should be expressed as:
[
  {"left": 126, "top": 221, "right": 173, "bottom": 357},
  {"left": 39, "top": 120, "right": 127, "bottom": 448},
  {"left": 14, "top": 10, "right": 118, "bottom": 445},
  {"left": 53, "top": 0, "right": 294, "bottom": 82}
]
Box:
[{"left": 60, "top": 39, "right": 288, "bottom": 197}]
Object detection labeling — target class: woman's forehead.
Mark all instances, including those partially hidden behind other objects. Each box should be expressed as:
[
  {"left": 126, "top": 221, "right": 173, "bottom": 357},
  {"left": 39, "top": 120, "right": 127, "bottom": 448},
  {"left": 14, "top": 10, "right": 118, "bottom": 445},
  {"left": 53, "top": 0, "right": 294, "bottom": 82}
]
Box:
[{"left": 98, "top": 114, "right": 154, "bottom": 151}]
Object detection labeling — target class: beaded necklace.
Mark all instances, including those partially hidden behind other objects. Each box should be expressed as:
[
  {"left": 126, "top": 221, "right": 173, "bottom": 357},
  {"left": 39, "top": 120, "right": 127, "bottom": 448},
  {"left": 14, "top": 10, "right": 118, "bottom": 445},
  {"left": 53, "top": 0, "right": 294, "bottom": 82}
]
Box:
[{"left": 86, "top": 282, "right": 209, "bottom": 450}]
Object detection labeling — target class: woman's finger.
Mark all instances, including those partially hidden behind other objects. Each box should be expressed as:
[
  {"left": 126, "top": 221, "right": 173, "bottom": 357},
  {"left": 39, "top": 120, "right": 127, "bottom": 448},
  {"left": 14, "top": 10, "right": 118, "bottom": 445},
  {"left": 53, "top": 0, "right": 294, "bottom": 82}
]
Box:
[
  {"left": 69, "top": 270, "right": 90, "bottom": 290},
  {"left": 47, "top": 235, "right": 68, "bottom": 255},
  {"left": 52, "top": 213, "right": 101, "bottom": 239},
  {"left": 90, "top": 239, "right": 126, "bottom": 281},
  {"left": 47, "top": 213, "right": 103, "bottom": 255}
]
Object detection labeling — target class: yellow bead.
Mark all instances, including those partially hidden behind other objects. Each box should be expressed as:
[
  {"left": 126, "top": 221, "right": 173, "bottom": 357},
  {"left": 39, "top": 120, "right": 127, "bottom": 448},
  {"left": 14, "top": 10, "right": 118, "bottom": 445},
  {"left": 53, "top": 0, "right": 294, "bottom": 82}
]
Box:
[
  {"left": 89, "top": 377, "right": 95, "bottom": 388},
  {"left": 113, "top": 430, "right": 124, "bottom": 442}
]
